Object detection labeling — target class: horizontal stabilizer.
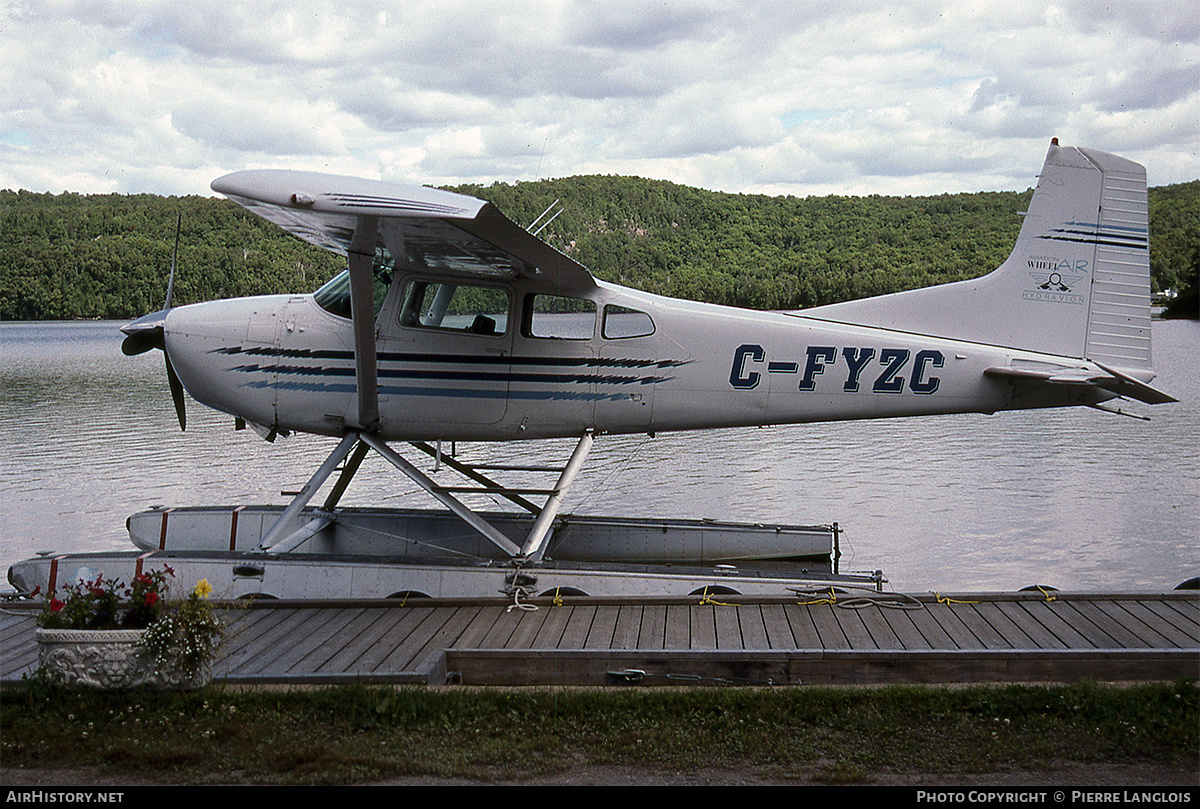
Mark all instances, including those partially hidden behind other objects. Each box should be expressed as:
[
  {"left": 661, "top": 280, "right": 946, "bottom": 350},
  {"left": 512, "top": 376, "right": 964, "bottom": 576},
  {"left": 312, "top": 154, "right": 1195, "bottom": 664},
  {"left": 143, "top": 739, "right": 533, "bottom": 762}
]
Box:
[
  {"left": 984, "top": 364, "right": 1177, "bottom": 405},
  {"left": 1091, "top": 362, "right": 1179, "bottom": 405}
]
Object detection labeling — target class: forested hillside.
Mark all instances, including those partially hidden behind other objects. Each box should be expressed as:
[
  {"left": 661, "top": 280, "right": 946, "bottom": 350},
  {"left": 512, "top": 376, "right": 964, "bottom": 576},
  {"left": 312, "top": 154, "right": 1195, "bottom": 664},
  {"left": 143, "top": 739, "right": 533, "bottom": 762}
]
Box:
[{"left": 2, "top": 176, "right": 1196, "bottom": 321}]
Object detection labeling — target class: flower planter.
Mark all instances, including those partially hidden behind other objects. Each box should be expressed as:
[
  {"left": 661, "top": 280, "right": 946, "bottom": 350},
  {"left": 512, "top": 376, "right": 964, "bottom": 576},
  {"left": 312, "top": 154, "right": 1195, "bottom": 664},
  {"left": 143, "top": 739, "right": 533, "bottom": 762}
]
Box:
[{"left": 35, "top": 628, "right": 212, "bottom": 690}]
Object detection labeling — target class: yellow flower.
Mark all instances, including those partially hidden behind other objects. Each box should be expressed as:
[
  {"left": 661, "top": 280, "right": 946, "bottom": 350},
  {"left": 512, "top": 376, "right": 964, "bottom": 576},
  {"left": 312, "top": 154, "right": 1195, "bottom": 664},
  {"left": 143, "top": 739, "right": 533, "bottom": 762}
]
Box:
[{"left": 193, "top": 579, "right": 213, "bottom": 599}]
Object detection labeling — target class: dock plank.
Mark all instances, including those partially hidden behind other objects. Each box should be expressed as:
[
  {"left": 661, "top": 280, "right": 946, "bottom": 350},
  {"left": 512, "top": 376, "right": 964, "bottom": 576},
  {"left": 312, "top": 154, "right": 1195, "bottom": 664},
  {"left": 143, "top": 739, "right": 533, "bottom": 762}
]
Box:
[
  {"left": 379, "top": 607, "right": 461, "bottom": 671},
  {"left": 792, "top": 602, "right": 849, "bottom": 648},
  {"left": 1138, "top": 600, "right": 1200, "bottom": 643},
  {"left": 759, "top": 604, "right": 797, "bottom": 649},
  {"left": 449, "top": 606, "right": 508, "bottom": 650},
  {"left": 402, "top": 606, "right": 483, "bottom": 669},
  {"left": 584, "top": 605, "right": 619, "bottom": 649},
  {"left": 530, "top": 606, "right": 572, "bottom": 649},
  {"left": 1062, "top": 600, "right": 1153, "bottom": 648},
  {"left": 736, "top": 605, "right": 770, "bottom": 649},
  {"left": 692, "top": 606, "right": 718, "bottom": 649},
  {"left": 559, "top": 606, "right": 597, "bottom": 649},
  {"left": 224, "top": 607, "right": 329, "bottom": 676},
  {"left": 1013, "top": 601, "right": 1097, "bottom": 649},
  {"left": 828, "top": 606, "right": 877, "bottom": 649},
  {"left": 313, "top": 607, "right": 410, "bottom": 674},
  {"left": 891, "top": 606, "right": 956, "bottom": 649},
  {"left": 1093, "top": 600, "right": 1189, "bottom": 648},
  {"left": 505, "top": 607, "right": 550, "bottom": 649},
  {"left": 782, "top": 604, "right": 825, "bottom": 648},
  {"left": 942, "top": 602, "right": 1014, "bottom": 649},
  {"left": 269, "top": 608, "right": 359, "bottom": 676},
  {"left": 347, "top": 607, "right": 442, "bottom": 673},
  {"left": 663, "top": 604, "right": 691, "bottom": 649},
  {"left": 917, "top": 601, "right": 981, "bottom": 650},
  {"left": 639, "top": 605, "right": 667, "bottom": 649},
  {"left": 477, "top": 608, "right": 524, "bottom": 648},
  {"left": 968, "top": 602, "right": 1040, "bottom": 649},
  {"left": 0, "top": 612, "right": 38, "bottom": 681},
  {"left": 610, "top": 604, "right": 643, "bottom": 649},
  {"left": 992, "top": 601, "right": 1066, "bottom": 649},
  {"left": 0, "top": 611, "right": 36, "bottom": 647},
  {"left": 217, "top": 607, "right": 293, "bottom": 670},
  {"left": 854, "top": 606, "right": 905, "bottom": 650}
]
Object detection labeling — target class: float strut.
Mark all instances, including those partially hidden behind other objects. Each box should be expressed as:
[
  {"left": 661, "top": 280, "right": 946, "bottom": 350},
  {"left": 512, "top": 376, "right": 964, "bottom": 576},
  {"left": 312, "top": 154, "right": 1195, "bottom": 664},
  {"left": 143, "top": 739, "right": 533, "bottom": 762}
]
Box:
[
  {"left": 521, "top": 430, "right": 594, "bottom": 563},
  {"left": 359, "top": 433, "right": 523, "bottom": 558},
  {"left": 259, "top": 432, "right": 359, "bottom": 551}
]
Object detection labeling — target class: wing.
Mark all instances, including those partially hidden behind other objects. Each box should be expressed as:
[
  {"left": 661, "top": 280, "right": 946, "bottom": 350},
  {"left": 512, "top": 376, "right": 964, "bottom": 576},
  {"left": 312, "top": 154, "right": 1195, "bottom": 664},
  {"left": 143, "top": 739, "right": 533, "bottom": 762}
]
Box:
[
  {"left": 210, "top": 169, "right": 597, "bottom": 295},
  {"left": 210, "top": 170, "right": 597, "bottom": 435}
]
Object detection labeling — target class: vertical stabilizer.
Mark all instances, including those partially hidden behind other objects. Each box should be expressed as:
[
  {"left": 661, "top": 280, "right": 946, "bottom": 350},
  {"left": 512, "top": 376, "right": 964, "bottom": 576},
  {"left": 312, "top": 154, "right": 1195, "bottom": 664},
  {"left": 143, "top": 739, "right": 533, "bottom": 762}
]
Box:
[{"left": 804, "top": 141, "right": 1153, "bottom": 371}]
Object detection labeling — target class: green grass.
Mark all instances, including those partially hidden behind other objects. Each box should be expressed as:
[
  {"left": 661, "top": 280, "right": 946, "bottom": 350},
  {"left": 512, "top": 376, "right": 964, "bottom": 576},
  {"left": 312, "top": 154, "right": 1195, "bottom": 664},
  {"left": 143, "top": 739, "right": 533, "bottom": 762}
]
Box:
[{"left": 2, "top": 679, "right": 1196, "bottom": 785}]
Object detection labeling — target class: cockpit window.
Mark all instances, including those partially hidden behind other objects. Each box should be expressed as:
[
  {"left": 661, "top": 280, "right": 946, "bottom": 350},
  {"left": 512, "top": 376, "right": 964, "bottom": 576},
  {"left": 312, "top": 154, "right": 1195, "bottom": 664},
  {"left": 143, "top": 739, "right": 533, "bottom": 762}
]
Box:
[
  {"left": 312, "top": 249, "right": 395, "bottom": 319},
  {"left": 399, "top": 280, "right": 510, "bottom": 336}
]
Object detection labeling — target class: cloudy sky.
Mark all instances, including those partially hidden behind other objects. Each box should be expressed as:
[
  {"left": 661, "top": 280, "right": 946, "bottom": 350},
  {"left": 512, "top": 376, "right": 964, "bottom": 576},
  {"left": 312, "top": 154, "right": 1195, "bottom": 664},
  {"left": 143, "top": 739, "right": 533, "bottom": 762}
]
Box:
[{"left": 2, "top": 0, "right": 1197, "bottom": 200}]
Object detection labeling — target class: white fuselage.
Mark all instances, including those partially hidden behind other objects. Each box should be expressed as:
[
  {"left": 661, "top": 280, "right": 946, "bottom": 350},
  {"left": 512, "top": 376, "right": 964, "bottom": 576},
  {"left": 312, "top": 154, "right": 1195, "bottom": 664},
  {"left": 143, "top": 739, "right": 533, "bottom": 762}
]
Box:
[{"left": 163, "top": 273, "right": 1113, "bottom": 443}]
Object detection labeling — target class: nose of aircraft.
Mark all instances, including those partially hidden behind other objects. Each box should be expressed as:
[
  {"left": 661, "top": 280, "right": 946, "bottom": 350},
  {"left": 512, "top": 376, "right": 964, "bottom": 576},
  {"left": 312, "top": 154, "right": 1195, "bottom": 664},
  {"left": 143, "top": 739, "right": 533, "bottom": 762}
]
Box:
[
  {"left": 120, "top": 308, "right": 187, "bottom": 430},
  {"left": 120, "top": 308, "right": 168, "bottom": 355}
]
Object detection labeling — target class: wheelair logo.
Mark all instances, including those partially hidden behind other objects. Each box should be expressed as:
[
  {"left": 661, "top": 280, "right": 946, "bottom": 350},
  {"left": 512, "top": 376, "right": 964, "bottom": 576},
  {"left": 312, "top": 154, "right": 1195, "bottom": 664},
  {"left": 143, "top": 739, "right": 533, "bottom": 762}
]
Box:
[{"left": 1024, "top": 255, "right": 1087, "bottom": 305}]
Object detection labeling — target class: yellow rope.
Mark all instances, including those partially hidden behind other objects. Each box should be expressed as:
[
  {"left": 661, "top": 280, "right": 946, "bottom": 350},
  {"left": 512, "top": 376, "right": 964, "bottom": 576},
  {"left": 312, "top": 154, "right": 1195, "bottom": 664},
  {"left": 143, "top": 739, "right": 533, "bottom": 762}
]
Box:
[
  {"left": 934, "top": 592, "right": 980, "bottom": 604},
  {"left": 698, "top": 586, "right": 735, "bottom": 606},
  {"left": 552, "top": 588, "right": 564, "bottom": 607},
  {"left": 796, "top": 587, "right": 839, "bottom": 605}
]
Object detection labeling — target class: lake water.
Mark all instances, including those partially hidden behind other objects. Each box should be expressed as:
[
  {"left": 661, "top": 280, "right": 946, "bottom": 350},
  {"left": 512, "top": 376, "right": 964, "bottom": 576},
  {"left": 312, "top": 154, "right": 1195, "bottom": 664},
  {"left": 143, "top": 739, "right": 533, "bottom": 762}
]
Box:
[{"left": 2, "top": 318, "right": 1197, "bottom": 593}]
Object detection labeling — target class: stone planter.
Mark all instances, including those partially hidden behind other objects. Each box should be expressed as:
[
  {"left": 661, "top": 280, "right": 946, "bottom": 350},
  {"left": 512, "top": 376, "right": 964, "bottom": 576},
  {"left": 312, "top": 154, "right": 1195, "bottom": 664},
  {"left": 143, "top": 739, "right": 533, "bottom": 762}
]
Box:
[{"left": 35, "top": 628, "right": 212, "bottom": 690}]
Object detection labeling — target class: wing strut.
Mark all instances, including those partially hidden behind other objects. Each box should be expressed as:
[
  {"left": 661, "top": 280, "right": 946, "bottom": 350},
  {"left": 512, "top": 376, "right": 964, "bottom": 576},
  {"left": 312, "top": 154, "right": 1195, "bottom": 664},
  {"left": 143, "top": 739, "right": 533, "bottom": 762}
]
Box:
[{"left": 348, "top": 217, "right": 380, "bottom": 433}]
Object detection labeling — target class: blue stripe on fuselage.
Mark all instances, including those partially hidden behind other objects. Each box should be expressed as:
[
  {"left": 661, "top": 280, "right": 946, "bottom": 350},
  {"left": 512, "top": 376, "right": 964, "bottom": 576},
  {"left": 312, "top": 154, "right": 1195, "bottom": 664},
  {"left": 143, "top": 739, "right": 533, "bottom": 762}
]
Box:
[{"left": 215, "top": 346, "right": 688, "bottom": 398}]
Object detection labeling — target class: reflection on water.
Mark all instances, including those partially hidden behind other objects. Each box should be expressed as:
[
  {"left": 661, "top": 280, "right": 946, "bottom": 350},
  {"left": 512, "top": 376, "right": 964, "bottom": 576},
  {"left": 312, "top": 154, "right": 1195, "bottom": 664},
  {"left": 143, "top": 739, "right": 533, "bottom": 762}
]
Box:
[{"left": 2, "top": 319, "right": 1197, "bottom": 592}]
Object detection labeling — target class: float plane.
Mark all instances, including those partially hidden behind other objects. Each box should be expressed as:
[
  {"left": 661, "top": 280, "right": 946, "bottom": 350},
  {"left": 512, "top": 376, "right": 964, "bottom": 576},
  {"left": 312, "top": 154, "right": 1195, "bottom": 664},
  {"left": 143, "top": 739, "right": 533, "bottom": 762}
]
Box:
[{"left": 107, "top": 139, "right": 1174, "bottom": 583}]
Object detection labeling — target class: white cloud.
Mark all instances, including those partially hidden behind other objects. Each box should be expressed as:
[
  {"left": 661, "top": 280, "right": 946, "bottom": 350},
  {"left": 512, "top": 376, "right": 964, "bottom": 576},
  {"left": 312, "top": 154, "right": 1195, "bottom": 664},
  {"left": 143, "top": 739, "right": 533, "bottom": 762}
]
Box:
[{"left": 1, "top": 0, "right": 1196, "bottom": 197}]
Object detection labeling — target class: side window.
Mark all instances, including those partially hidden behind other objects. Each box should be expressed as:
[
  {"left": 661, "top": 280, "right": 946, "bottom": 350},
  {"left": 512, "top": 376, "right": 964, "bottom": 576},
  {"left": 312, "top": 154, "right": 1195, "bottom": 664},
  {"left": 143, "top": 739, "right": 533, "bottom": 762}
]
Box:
[
  {"left": 525, "top": 294, "right": 596, "bottom": 340},
  {"left": 602, "top": 305, "right": 654, "bottom": 339},
  {"left": 399, "top": 281, "right": 510, "bottom": 335}
]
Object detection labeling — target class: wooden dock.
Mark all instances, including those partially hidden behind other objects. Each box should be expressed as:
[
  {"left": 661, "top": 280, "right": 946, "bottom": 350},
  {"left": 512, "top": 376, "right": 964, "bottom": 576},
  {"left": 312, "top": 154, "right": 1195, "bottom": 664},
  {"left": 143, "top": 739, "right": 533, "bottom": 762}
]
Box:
[{"left": 3, "top": 589, "right": 1197, "bottom": 687}]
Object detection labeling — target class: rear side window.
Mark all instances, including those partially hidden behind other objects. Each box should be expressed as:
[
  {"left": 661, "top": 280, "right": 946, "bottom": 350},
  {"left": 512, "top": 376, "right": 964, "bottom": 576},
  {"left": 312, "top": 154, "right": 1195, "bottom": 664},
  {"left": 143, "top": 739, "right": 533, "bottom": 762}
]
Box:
[{"left": 602, "top": 305, "right": 654, "bottom": 339}]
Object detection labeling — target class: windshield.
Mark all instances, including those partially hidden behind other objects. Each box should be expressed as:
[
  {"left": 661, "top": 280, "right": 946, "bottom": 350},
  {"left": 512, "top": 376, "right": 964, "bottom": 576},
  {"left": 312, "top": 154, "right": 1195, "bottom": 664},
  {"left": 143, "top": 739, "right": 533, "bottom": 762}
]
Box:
[{"left": 312, "top": 252, "right": 394, "bottom": 319}]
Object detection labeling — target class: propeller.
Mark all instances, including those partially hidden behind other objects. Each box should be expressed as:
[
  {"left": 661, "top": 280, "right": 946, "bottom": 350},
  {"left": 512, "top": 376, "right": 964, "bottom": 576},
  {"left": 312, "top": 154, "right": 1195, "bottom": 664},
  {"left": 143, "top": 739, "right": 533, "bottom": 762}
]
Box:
[{"left": 120, "top": 212, "right": 186, "bottom": 430}]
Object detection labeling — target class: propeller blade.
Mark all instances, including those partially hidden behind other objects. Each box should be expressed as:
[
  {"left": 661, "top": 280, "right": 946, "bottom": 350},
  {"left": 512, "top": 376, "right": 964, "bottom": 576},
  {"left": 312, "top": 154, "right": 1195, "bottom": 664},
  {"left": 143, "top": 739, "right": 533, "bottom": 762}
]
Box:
[
  {"left": 164, "top": 212, "right": 180, "bottom": 309},
  {"left": 120, "top": 211, "right": 187, "bottom": 428},
  {"left": 164, "top": 351, "right": 186, "bottom": 431}
]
